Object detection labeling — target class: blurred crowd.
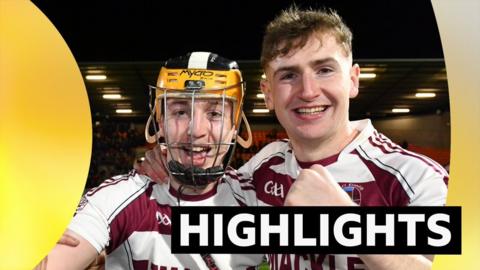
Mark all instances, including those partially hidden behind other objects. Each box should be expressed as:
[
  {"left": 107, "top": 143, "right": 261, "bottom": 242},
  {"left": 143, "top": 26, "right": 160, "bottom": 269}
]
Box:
[
  {"left": 230, "top": 128, "right": 288, "bottom": 168},
  {"left": 86, "top": 123, "right": 145, "bottom": 189}
]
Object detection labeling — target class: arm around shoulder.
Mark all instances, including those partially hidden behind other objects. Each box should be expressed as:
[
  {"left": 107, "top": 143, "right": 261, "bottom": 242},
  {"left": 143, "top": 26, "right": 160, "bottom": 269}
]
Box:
[{"left": 36, "top": 229, "right": 99, "bottom": 270}]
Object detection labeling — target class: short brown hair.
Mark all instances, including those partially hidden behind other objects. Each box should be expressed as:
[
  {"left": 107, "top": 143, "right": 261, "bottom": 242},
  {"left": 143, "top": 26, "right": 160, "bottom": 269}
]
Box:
[{"left": 260, "top": 6, "right": 353, "bottom": 69}]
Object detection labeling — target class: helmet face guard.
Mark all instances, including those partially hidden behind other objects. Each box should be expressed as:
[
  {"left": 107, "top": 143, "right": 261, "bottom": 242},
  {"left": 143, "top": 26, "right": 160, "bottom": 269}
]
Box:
[{"left": 145, "top": 52, "right": 250, "bottom": 188}]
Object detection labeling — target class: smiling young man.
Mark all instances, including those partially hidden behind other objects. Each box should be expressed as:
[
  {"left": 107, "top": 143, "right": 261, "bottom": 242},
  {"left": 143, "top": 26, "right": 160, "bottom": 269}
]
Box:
[
  {"left": 261, "top": 33, "right": 359, "bottom": 163},
  {"left": 37, "top": 52, "right": 263, "bottom": 270},
  {"left": 236, "top": 7, "right": 448, "bottom": 270}
]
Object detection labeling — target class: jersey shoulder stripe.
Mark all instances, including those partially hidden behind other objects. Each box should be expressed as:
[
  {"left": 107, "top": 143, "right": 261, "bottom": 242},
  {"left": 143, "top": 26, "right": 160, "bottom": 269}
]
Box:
[
  {"left": 239, "top": 140, "right": 289, "bottom": 177},
  {"left": 355, "top": 132, "right": 448, "bottom": 204},
  {"left": 370, "top": 132, "right": 448, "bottom": 180},
  {"left": 373, "top": 131, "right": 448, "bottom": 177},
  {"left": 81, "top": 172, "right": 153, "bottom": 223},
  {"left": 358, "top": 143, "right": 415, "bottom": 197},
  {"left": 222, "top": 169, "right": 258, "bottom": 207},
  {"left": 86, "top": 170, "right": 134, "bottom": 196}
]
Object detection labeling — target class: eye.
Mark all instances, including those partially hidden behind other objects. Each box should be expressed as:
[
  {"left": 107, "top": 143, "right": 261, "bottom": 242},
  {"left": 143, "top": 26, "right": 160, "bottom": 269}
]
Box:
[
  {"left": 316, "top": 66, "right": 335, "bottom": 76},
  {"left": 174, "top": 110, "right": 187, "bottom": 117},
  {"left": 167, "top": 102, "right": 190, "bottom": 119},
  {"left": 207, "top": 110, "right": 223, "bottom": 120},
  {"left": 168, "top": 108, "right": 189, "bottom": 119},
  {"left": 279, "top": 72, "right": 297, "bottom": 81}
]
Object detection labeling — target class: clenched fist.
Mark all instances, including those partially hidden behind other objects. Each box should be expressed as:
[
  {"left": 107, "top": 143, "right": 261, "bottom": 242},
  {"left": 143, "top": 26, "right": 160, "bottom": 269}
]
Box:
[{"left": 284, "top": 164, "right": 356, "bottom": 207}]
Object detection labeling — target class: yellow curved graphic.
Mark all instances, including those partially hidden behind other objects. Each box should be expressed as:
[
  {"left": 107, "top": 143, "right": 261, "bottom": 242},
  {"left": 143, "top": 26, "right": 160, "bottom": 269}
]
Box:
[
  {"left": 432, "top": 0, "right": 480, "bottom": 269},
  {"left": 0, "top": 1, "right": 91, "bottom": 268}
]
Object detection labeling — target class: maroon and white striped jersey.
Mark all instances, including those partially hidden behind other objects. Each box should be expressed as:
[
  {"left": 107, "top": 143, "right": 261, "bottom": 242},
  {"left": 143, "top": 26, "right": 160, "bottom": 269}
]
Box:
[
  {"left": 237, "top": 119, "right": 449, "bottom": 270},
  {"left": 68, "top": 170, "right": 262, "bottom": 270}
]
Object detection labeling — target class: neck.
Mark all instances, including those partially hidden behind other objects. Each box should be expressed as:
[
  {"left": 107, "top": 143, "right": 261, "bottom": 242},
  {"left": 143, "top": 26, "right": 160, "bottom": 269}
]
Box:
[{"left": 290, "top": 121, "right": 359, "bottom": 162}]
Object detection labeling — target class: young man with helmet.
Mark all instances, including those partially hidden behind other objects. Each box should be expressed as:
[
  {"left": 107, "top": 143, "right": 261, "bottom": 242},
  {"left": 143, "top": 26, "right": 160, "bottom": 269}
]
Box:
[{"left": 38, "top": 52, "right": 263, "bottom": 270}]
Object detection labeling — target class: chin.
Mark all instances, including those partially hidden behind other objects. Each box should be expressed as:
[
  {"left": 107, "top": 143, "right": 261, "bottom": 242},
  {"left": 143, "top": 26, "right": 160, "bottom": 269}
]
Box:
[{"left": 293, "top": 128, "right": 329, "bottom": 142}]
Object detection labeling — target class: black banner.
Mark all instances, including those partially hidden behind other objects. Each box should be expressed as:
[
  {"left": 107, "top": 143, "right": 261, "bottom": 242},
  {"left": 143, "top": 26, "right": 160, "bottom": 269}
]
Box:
[{"left": 171, "top": 206, "right": 461, "bottom": 254}]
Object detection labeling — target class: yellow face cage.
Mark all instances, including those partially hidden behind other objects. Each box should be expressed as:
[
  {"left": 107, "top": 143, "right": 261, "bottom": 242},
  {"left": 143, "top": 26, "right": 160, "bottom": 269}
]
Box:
[{"left": 155, "top": 66, "right": 244, "bottom": 127}]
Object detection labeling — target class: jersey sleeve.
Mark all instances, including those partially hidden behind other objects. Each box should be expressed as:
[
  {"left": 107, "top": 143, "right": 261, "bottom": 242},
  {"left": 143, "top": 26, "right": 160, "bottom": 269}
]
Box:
[
  {"left": 68, "top": 196, "right": 110, "bottom": 253},
  {"left": 237, "top": 140, "right": 290, "bottom": 178},
  {"left": 224, "top": 170, "right": 258, "bottom": 206},
  {"left": 67, "top": 172, "right": 151, "bottom": 253},
  {"left": 237, "top": 160, "right": 255, "bottom": 179},
  {"left": 408, "top": 167, "right": 448, "bottom": 206},
  {"left": 386, "top": 152, "right": 449, "bottom": 206}
]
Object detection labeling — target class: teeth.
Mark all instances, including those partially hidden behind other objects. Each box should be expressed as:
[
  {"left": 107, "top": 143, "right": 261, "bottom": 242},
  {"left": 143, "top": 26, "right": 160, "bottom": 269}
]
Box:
[
  {"left": 296, "top": 106, "right": 327, "bottom": 114},
  {"left": 184, "top": 146, "right": 209, "bottom": 153}
]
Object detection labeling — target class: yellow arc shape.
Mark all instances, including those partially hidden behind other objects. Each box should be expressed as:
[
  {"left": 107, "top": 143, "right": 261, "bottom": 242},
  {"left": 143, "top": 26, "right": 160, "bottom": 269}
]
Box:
[
  {"left": 0, "top": 1, "right": 91, "bottom": 269},
  {"left": 431, "top": 0, "right": 480, "bottom": 269}
]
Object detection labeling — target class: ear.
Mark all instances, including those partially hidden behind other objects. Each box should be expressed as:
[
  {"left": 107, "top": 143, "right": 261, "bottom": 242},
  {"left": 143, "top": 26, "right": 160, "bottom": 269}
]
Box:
[
  {"left": 260, "top": 78, "right": 274, "bottom": 110},
  {"left": 349, "top": 63, "right": 360, "bottom": 98}
]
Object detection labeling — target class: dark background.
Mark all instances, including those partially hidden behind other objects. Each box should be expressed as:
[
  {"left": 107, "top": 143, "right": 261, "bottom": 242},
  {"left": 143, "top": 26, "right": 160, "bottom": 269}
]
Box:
[
  {"left": 32, "top": 0, "right": 443, "bottom": 62},
  {"left": 30, "top": 0, "right": 450, "bottom": 188}
]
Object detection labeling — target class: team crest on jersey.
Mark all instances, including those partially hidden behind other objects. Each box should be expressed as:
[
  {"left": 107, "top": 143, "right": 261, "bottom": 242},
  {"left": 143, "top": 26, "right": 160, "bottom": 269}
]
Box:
[
  {"left": 264, "top": 180, "right": 285, "bottom": 198},
  {"left": 341, "top": 184, "right": 362, "bottom": 204}
]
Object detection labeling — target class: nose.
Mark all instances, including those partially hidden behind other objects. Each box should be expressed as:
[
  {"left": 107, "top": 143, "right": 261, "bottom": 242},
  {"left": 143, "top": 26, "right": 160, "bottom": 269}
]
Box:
[
  {"left": 187, "top": 110, "right": 208, "bottom": 138},
  {"left": 298, "top": 71, "right": 320, "bottom": 101}
]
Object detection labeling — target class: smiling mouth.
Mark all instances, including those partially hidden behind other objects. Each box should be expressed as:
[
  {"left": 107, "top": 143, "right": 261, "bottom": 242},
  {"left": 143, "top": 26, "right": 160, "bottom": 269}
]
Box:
[
  {"left": 294, "top": 106, "right": 330, "bottom": 115},
  {"left": 181, "top": 146, "right": 212, "bottom": 156}
]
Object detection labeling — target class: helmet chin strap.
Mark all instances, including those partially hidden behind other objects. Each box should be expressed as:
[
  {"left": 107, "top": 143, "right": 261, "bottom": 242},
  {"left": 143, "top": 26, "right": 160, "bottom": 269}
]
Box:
[
  {"left": 167, "top": 127, "right": 236, "bottom": 188},
  {"left": 167, "top": 160, "right": 224, "bottom": 187}
]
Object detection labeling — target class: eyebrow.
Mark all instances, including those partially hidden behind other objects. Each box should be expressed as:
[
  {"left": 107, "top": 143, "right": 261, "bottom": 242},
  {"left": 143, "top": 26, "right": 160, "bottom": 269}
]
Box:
[
  {"left": 310, "top": 57, "right": 338, "bottom": 67},
  {"left": 206, "top": 100, "right": 232, "bottom": 110},
  {"left": 272, "top": 57, "right": 339, "bottom": 78},
  {"left": 166, "top": 100, "right": 188, "bottom": 106}
]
